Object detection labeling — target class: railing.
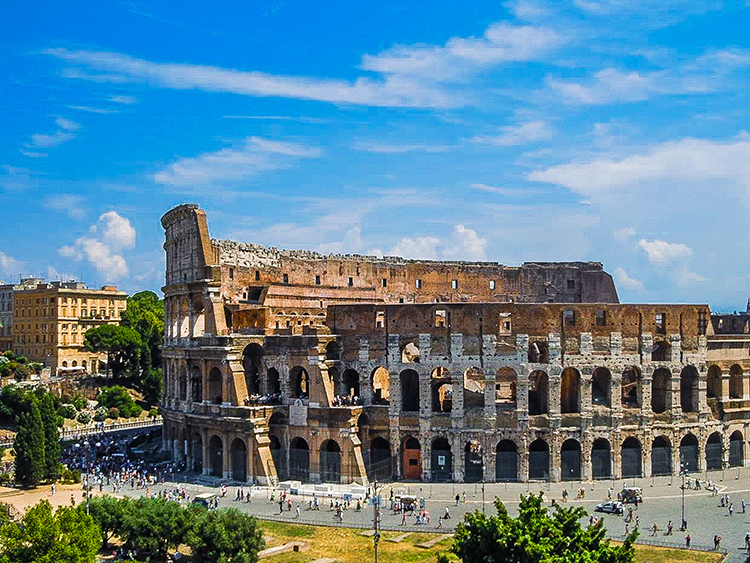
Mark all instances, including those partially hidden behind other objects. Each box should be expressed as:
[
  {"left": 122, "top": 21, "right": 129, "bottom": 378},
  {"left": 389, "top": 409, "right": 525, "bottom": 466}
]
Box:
[{"left": 0, "top": 417, "right": 163, "bottom": 449}]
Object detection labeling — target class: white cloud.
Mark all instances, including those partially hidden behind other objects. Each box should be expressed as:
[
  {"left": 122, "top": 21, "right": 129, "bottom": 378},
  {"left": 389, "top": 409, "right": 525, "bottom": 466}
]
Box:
[
  {"left": 613, "top": 227, "right": 636, "bottom": 242},
  {"left": 613, "top": 267, "right": 644, "bottom": 291},
  {"left": 0, "top": 251, "right": 21, "bottom": 276},
  {"left": 388, "top": 236, "right": 441, "bottom": 260},
  {"left": 470, "top": 183, "right": 540, "bottom": 196},
  {"left": 362, "top": 23, "right": 565, "bottom": 83},
  {"left": 108, "top": 95, "right": 138, "bottom": 104},
  {"left": 353, "top": 141, "right": 453, "bottom": 154},
  {"left": 26, "top": 117, "right": 80, "bottom": 150},
  {"left": 43, "top": 194, "right": 88, "bottom": 220},
  {"left": 153, "top": 136, "right": 321, "bottom": 187},
  {"left": 528, "top": 136, "right": 750, "bottom": 195},
  {"left": 548, "top": 68, "right": 664, "bottom": 105},
  {"left": 473, "top": 120, "right": 552, "bottom": 146},
  {"left": 45, "top": 48, "right": 457, "bottom": 109},
  {"left": 58, "top": 211, "right": 136, "bottom": 280},
  {"left": 637, "top": 238, "right": 692, "bottom": 264},
  {"left": 67, "top": 105, "right": 119, "bottom": 114},
  {"left": 676, "top": 268, "right": 707, "bottom": 285}
]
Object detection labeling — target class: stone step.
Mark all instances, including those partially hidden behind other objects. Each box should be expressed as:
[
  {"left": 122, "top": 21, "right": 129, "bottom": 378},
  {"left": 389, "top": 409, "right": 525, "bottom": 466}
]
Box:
[
  {"left": 360, "top": 530, "right": 376, "bottom": 537},
  {"left": 258, "top": 541, "right": 310, "bottom": 559},
  {"left": 416, "top": 534, "right": 453, "bottom": 549},
  {"left": 386, "top": 532, "right": 411, "bottom": 543}
]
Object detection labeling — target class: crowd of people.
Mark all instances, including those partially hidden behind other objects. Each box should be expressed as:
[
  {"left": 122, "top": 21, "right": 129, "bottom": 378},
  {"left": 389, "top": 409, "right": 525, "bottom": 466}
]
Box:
[
  {"left": 242, "top": 393, "right": 283, "bottom": 406},
  {"left": 331, "top": 395, "right": 361, "bottom": 407}
]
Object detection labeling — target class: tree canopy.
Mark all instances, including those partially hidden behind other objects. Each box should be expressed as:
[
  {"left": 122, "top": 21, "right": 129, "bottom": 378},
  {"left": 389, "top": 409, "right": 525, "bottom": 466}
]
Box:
[
  {"left": 13, "top": 397, "right": 45, "bottom": 487},
  {"left": 187, "top": 507, "right": 265, "bottom": 563},
  {"left": 447, "top": 493, "right": 636, "bottom": 563},
  {"left": 96, "top": 386, "right": 141, "bottom": 418},
  {"left": 121, "top": 290, "right": 164, "bottom": 377},
  {"left": 83, "top": 324, "right": 141, "bottom": 378},
  {"left": 0, "top": 500, "right": 100, "bottom": 563}
]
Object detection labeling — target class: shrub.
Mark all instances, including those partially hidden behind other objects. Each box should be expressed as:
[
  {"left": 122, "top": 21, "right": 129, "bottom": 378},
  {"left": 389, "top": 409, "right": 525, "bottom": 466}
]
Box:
[
  {"left": 93, "top": 407, "right": 107, "bottom": 422},
  {"left": 108, "top": 407, "right": 119, "bottom": 420},
  {"left": 76, "top": 411, "right": 91, "bottom": 424},
  {"left": 0, "top": 473, "right": 12, "bottom": 485},
  {"left": 97, "top": 386, "right": 140, "bottom": 418},
  {"left": 60, "top": 467, "right": 81, "bottom": 484},
  {"left": 58, "top": 404, "right": 77, "bottom": 419},
  {"left": 148, "top": 408, "right": 159, "bottom": 419}
]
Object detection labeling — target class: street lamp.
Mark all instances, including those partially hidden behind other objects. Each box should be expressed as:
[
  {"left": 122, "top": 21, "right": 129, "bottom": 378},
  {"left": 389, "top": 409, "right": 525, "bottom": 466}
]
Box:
[
  {"left": 679, "top": 456, "right": 687, "bottom": 531},
  {"left": 469, "top": 440, "right": 485, "bottom": 514},
  {"left": 74, "top": 439, "right": 100, "bottom": 515}
]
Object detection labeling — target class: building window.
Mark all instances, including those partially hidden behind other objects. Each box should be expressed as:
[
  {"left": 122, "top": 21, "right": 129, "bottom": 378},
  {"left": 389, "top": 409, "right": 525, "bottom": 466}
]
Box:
[
  {"left": 499, "top": 313, "right": 512, "bottom": 335},
  {"left": 563, "top": 310, "right": 576, "bottom": 326},
  {"left": 655, "top": 312, "right": 666, "bottom": 334},
  {"left": 435, "top": 310, "right": 447, "bottom": 328},
  {"left": 698, "top": 311, "right": 708, "bottom": 336},
  {"left": 315, "top": 275, "right": 321, "bottom": 285},
  {"left": 596, "top": 310, "right": 607, "bottom": 326},
  {"left": 381, "top": 278, "right": 387, "bottom": 288},
  {"left": 255, "top": 270, "right": 260, "bottom": 281},
  {"left": 375, "top": 311, "right": 385, "bottom": 328},
  {"left": 283, "top": 273, "right": 289, "bottom": 284},
  {"left": 489, "top": 280, "right": 496, "bottom": 290},
  {"left": 229, "top": 268, "right": 234, "bottom": 280},
  {"left": 451, "top": 280, "right": 458, "bottom": 290},
  {"left": 348, "top": 277, "right": 353, "bottom": 287},
  {"left": 416, "top": 279, "right": 422, "bottom": 289}
]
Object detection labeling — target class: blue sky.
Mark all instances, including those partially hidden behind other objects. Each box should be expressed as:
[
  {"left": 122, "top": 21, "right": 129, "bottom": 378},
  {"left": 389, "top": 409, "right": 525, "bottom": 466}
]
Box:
[{"left": 2, "top": 1, "right": 750, "bottom": 311}]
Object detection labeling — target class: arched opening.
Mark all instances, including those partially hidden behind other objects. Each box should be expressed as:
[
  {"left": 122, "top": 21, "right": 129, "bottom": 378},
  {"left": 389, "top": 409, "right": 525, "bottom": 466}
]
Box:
[
  {"left": 400, "top": 369, "right": 420, "bottom": 412},
  {"left": 680, "top": 434, "right": 699, "bottom": 473},
  {"left": 320, "top": 440, "right": 341, "bottom": 483},
  {"left": 401, "top": 342, "right": 420, "bottom": 363},
  {"left": 651, "top": 436, "right": 672, "bottom": 476},
  {"left": 706, "top": 432, "right": 723, "bottom": 470},
  {"left": 193, "top": 434, "right": 203, "bottom": 474},
  {"left": 680, "top": 366, "right": 699, "bottom": 413},
  {"left": 269, "top": 435, "right": 285, "bottom": 481},
  {"left": 208, "top": 367, "right": 223, "bottom": 404},
  {"left": 592, "top": 368, "right": 611, "bottom": 407},
  {"left": 707, "top": 365, "right": 722, "bottom": 399},
  {"left": 179, "top": 373, "right": 187, "bottom": 401},
  {"left": 62, "top": 361, "right": 67, "bottom": 368},
  {"left": 432, "top": 382, "right": 452, "bottom": 413},
  {"left": 528, "top": 341, "right": 549, "bottom": 363},
  {"left": 463, "top": 367, "right": 485, "bottom": 408},
  {"left": 651, "top": 368, "right": 671, "bottom": 414},
  {"left": 591, "top": 438, "right": 611, "bottom": 479},
  {"left": 495, "top": 440, "right": 518, "bottom": 481},
  {"left": 290, "top": 366, "right": 309, "bottom": 399},
  {"left": 269, "top": 411, "right": 286, "bottom": 426},
  {"left": 357, "top": 413, "right": 369, "bottom": 444},
  {"left": 209, "top": 435, "right": 223, "bottom": 477},
  {"left": 730, "top": 364, "right": 743, "bottom": 399},
  {"left": 230, "top": 438, "right": 247, "bottom": 482},
  {"left": 431, "top": 437, "right": 452, "bottom": 482},
  {"left": 370, "top": 437, "right": 392, "bottom": 480},
  {"left": 560, "top": 368, "right": 581, "bottom": 413},
  {"left": 402, "top": 436, "right": 421, "bottom": 480},
  {"left": 621, "top": 437, "right": 642, "bottom": 478},
  {"left": 267, "top": 368, "right": 281, "bottom": 395},
  {"left": 561, "top": 439, "right": 581, "bottom": 481},
  {"left": 496, "top": 368, "right": 517, "bottom": 408},
  {"left": 372, "top": 367, "right": 391, "bottom": 405},
  {"left": 464, "top": 442, "right": 483, "bottom": 483},
  {"left": 652, "top": 340, "right": 671, "bottom": 362},
  {"left": 191, "top": 366, "right": 203, "bottom": 403},
  {"left": 242, "top": 343, "right": 264, "bottom": 395},
  {"left": 528, "top": 439, "right": 549, "bottom": 481},
  {"left": 325, "top": 341, "right": 340, "bottom": 361},
  {"left": 72, "top": 360, "right": 77, "bottom": 367},
  {"left": 290, "top": 437, "right": 310, "bottom": 482},
  {"left": 730, "top": 431, "right": 744, "bottom": 467},
  {"left": 622, "top": 367, "right": 641, "bottom": 408},
  {"left": 528, "top": 370, "right": 548, "bottom": 415},
  {"left": 342, "top": 369, "right": 360, "bottom": 397}
]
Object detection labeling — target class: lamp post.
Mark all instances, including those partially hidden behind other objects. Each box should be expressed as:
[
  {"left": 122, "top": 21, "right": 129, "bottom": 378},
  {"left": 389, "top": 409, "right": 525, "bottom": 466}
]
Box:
[
  {"left": 75, "top": 439, "right": 100, "bottom": 515},
  {"left": 679, "top": 457, "right": 687, "bottom": 531},
  {"left": 469, "top": 440, "right": 485, "bottom": 514},
  {"left": 372, "top": 480, "right": 381, "bottom": 563}
]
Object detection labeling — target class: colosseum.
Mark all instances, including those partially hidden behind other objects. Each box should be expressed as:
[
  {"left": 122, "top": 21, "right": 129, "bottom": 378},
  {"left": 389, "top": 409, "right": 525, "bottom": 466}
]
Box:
[{"left": 161, "top": 203, "right": 750, "bottom": 485}]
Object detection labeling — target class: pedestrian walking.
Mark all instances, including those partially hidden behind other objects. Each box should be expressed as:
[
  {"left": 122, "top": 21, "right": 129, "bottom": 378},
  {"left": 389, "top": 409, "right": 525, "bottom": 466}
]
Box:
[
  {"left": 295, "top": 506, "right": 301, "bottom": 519},
  {"left": 667, "top": 520, "right": 673, "bottom": 535},
  {"left": 401, "top": 510, "right": 407, "bottom": 526},
  {"left": 743, "top": 499, "right": 746, "bottom": 514},
  {"left": 713, "top": 535, "right": 721, "bottom": 550},
  {"left": 685, "top": 533, "right": 691, "bottom": 548},
  {"left": 745, "top": 532, "right": 750, "bottom": 554},
  {"left": 279, "top": 499, "right": 284, "bottom": 515},
  {"left": 455, "top": 494, "right": 460, "bottom": 507},
  {"left": 729, "top": 503, "right": 734, "bottom": 516},
  {"left": 51, "top": 483, "right": 55, "bottom": 496},
  {"left": 651, "top": 523, "right": 658, "bottom": 536}
]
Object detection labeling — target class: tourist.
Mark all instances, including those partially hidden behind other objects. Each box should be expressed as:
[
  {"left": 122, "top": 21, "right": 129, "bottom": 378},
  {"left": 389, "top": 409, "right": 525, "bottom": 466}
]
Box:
[{"left": 685, "top": 533, "right": 691, "bottom": 548}]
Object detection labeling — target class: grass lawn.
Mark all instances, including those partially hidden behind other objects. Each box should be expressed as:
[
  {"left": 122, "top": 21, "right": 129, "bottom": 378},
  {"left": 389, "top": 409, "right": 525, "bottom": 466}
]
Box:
[{"left": 259, "top": 521, "right": 725, "bottom": 563}]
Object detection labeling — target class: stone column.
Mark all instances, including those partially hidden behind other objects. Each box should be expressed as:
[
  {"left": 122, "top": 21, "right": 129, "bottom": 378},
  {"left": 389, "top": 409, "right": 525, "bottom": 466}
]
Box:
[
  {"left": 670, "top": 368, "right": 682, "bottom": 414},
  {"left": 223, "top": 434, "right": 232, "bottom": 480},
  {"left": 452, "top": 434, "right": 463, "bottom": 483},
  {"left": 451, "top": 370, "right": 464, "bottom": 427},
  {"left": 202, "top": 430, "right": 210, "bottom": 476},
  {"left": 484, "top": 370, "right": 497, "bottom": 421},
  {"left": 419, "top": 371, "right": 431, "bottom": 419}
]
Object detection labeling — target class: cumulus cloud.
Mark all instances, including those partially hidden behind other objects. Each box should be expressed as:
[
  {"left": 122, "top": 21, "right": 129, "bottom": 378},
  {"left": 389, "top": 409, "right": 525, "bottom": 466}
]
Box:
[
  {"left": 613, "top": 227, "right": 636, "bottom": 242},
  {"left": 26, "top": 117, "right": 80, "bottom": 150},
  {"left": 637, "top": 238, "right": 692, "bottom": 264},
  {"left": 613, "top": 267, "right": 644, "bottom": 291},
  {"left": 43, "top": 194, "right": 88, "bottom": 220},
  {"left": 0, "top": 251, "right": 22, "bottom": 277},
  {"left": 58, "top": 211, "right": 136, "bottom": 280},
  {"left": 386, "top": 225, "right": 487, "bottom": 262},
  {"left": 154, "top": 136, "right": 320, "bottom": 187}
]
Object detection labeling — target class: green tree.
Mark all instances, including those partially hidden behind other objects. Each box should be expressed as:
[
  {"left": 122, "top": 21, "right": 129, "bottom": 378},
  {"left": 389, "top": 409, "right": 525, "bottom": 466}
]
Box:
[
  {"left": 38, "top": 393, "right": 61, "bottom": 481},
  {"left": 83, "top": 324, "right": 141, "bottom": 378},
  {"left": 142, "top": 368, "right": 163, "bottom": 406},
  {"left": 96, "top": 386, "right": 141, "bottom": 418},
  {"left": 120, "top": 497, "right": 193, "bottom": 559},
  {"left": 84, "top": 495, "right": 127, "bottom": 549},
  {"left": 447, "top": 493, "right": 636, "bottom": 563},
  {"left": 13, "top": 397, "right": 45, "bottom": 487},
  {"left": 187, "top": 507, "right": 265, "bottom": 563},
  {"left": 0, "top": 499, "right": 100, "bottom": 563},
  {"left": 121, "top": 290, "right": 164, "bottom": 376}
]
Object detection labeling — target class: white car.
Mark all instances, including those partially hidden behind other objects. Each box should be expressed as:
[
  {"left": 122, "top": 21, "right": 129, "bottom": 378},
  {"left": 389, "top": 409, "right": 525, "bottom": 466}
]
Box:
[{"left": 594, "top": 501, "right": 624, "bottom": 515}]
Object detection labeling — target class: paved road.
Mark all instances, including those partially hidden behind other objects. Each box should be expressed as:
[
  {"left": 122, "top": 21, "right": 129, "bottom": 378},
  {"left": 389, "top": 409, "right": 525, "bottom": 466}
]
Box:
[{"left": 120, "top": 469, "right": 750, "bottom": 562}]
